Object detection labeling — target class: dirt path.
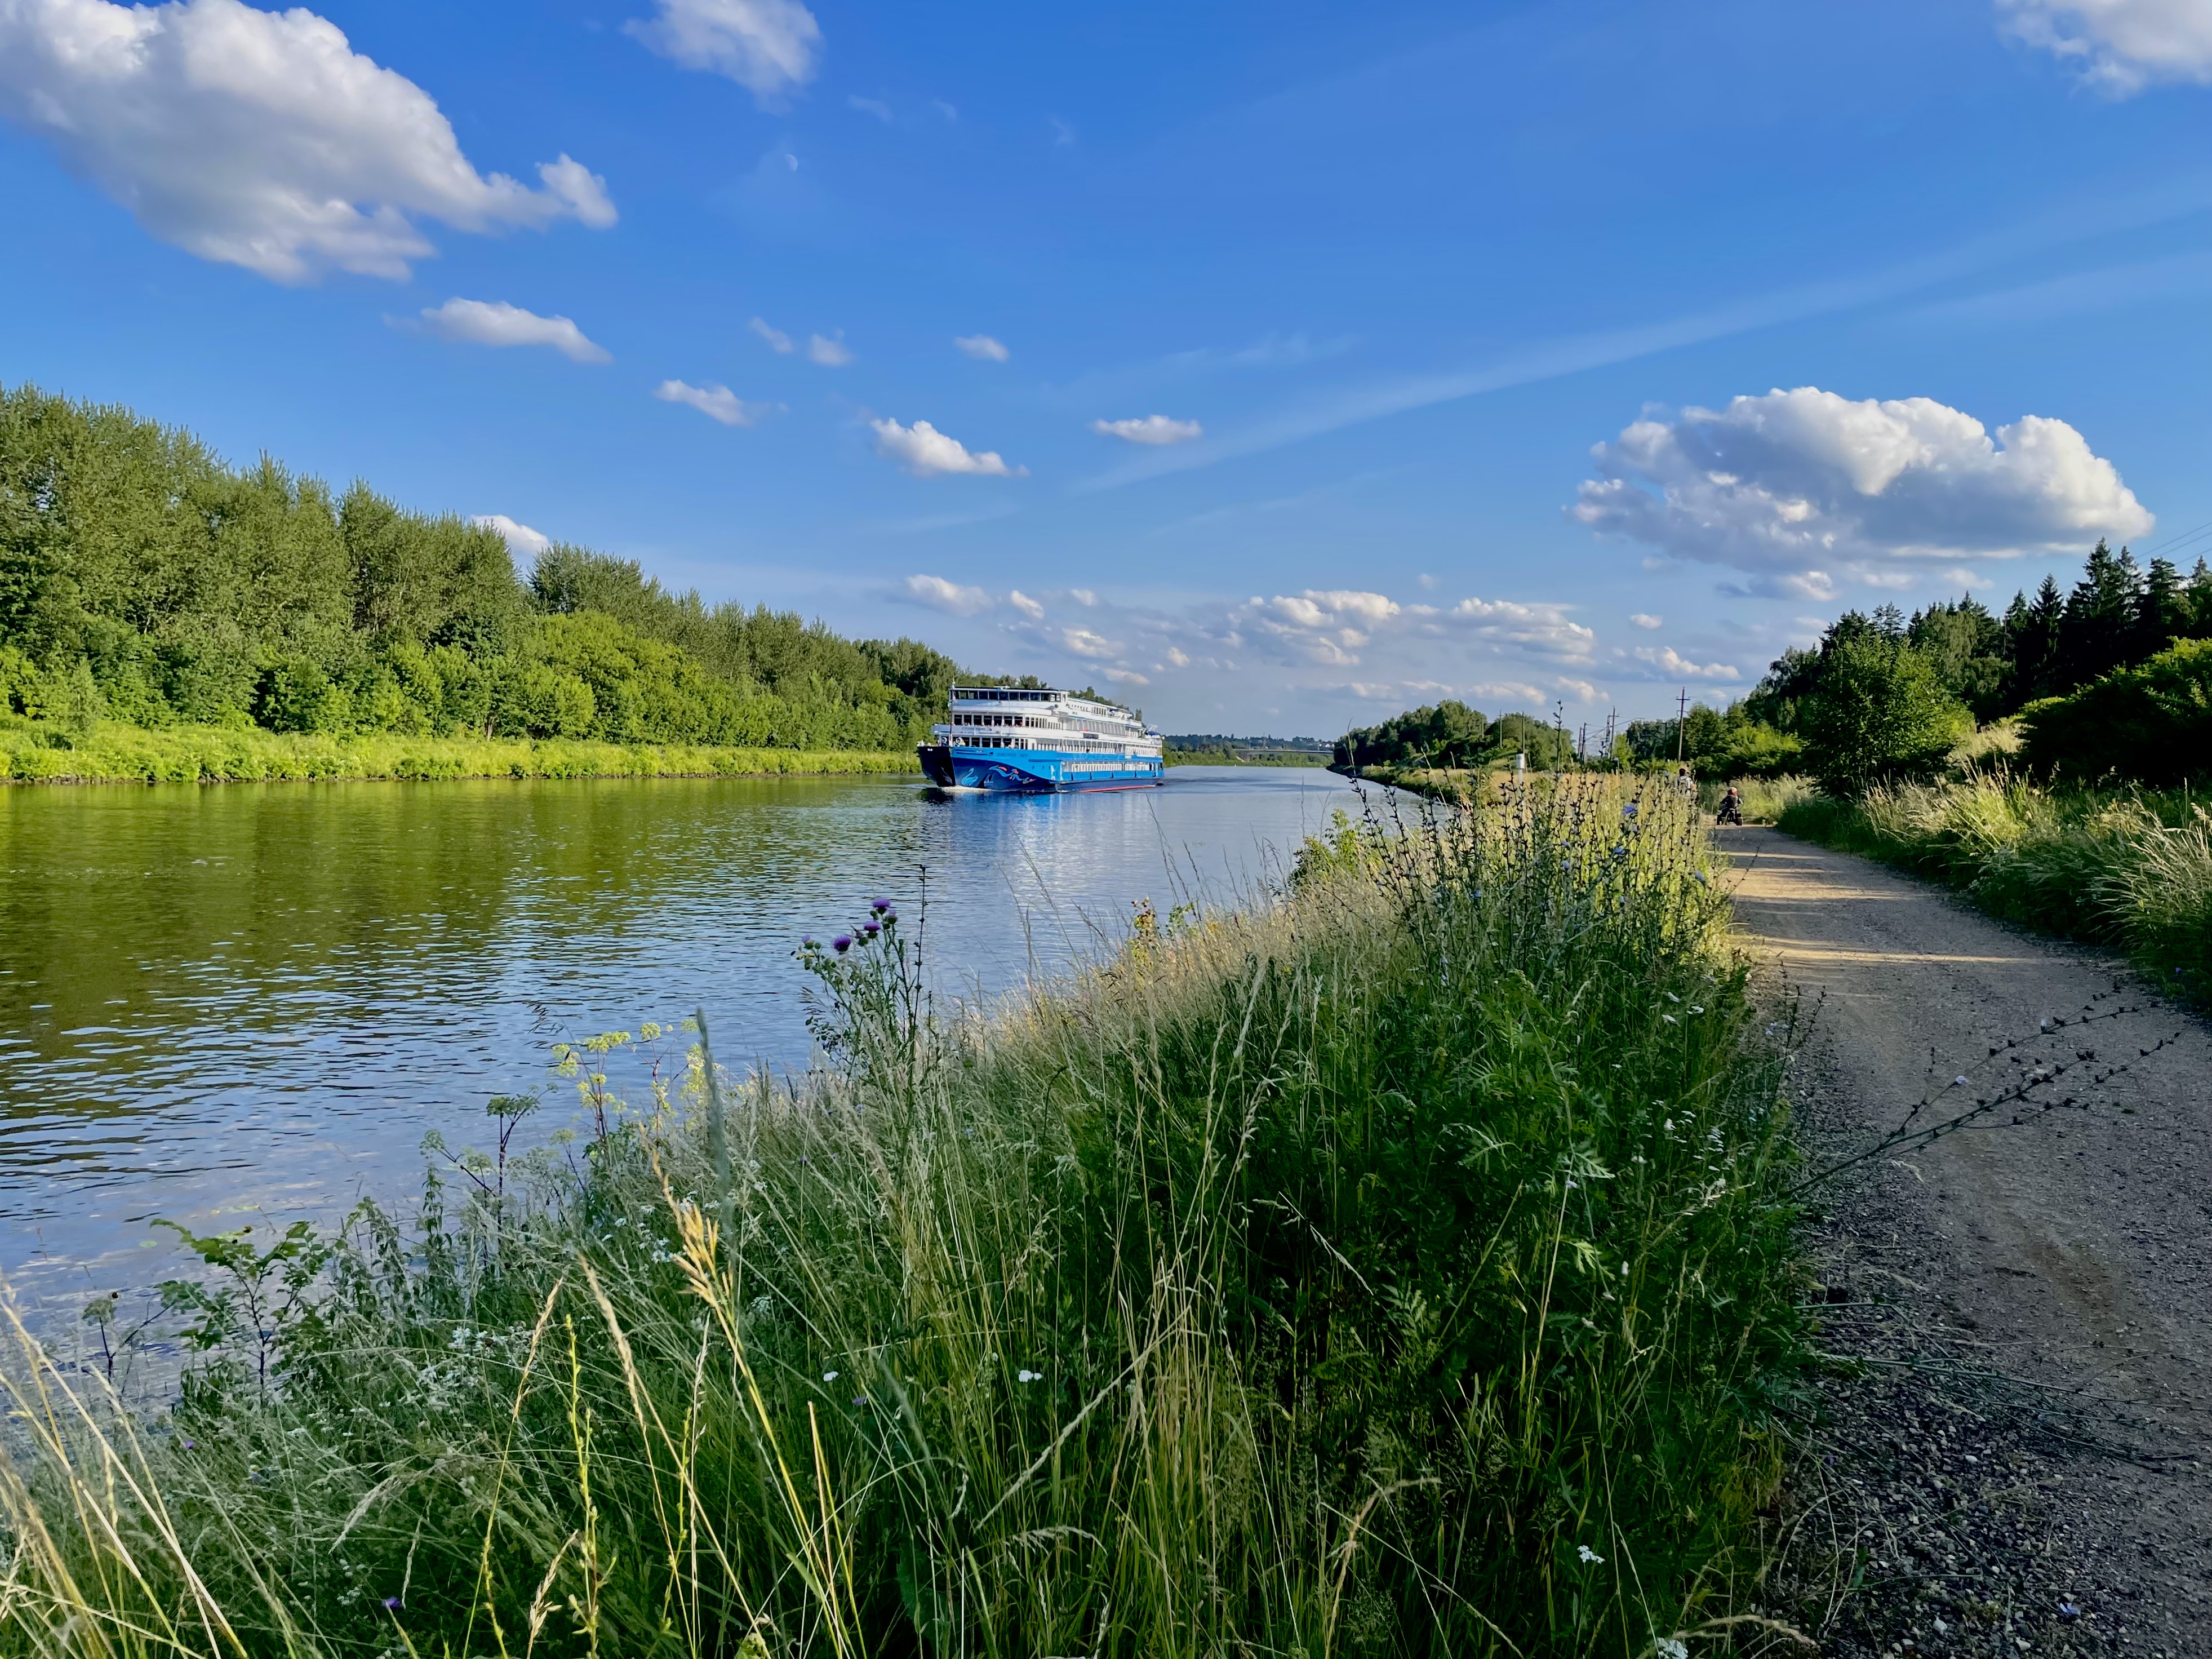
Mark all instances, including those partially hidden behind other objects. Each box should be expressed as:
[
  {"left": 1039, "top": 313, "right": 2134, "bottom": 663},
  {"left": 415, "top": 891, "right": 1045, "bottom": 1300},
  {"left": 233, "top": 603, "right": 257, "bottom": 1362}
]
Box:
[{"left": 1720, "top": 827, "right": 2212, "bottom": 1657}]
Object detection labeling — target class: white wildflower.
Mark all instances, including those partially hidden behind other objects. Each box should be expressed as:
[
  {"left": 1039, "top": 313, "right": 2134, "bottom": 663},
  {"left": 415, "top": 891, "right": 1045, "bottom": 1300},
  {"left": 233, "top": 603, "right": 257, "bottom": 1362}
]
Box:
[{"left": 1578, "top": 1543, "right": 1605, "bottom": 1564}]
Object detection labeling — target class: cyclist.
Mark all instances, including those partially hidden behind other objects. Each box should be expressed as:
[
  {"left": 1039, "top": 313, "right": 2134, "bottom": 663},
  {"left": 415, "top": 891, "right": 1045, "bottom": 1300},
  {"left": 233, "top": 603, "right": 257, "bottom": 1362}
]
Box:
[{"left": 1716, "top": 786, "right": 1743, "bottom": 826}]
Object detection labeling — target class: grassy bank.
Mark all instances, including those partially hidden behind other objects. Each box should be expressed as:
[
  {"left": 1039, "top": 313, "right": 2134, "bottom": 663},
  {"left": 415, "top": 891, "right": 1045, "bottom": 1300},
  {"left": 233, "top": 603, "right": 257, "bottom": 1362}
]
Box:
[
  {"left": 1777, "top": 775, "right": 2211, "bottom": 1006},
  {"left": 0, "top": 779, "right": 1810, "bottom": 1656},
  {"left": 1, "top": 715, "right": 911, "bottom": 783}
]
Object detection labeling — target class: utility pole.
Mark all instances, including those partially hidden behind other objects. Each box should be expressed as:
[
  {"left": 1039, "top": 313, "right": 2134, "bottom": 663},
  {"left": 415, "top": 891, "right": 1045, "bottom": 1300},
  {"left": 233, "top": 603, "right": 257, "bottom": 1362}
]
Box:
[{"left": 1674, "top": 686, "right": 1689, "bottom": 764}]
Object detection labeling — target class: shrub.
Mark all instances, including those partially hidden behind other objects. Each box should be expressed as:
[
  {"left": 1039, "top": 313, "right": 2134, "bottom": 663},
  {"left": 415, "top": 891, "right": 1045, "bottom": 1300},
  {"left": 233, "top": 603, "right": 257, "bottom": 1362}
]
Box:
[
  {"left": 2019, "top": 637, "right": 2212, "bottom": 786},
  {"left": 1798, "top": 636, "right": 1971, "bottom": 796}
]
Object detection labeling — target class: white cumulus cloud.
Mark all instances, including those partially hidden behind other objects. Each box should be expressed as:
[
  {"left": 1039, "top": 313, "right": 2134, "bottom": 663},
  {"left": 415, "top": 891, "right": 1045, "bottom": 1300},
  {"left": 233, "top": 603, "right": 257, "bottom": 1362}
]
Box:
[
  {"left": 1997, "top": 0, "right": 2212, "bottom": 93},
  {"left": 1092, "top": 415, "right": 1203, "bottom": 445},
  {"left": 1060, "top": 627, "right": 1121, "bottom": 660},
  {"left": 1631, "top": 646, "right": 1743, "bottom": 682},
  {"left": 872, "top": 418, "right": 1023, "bottom": 478},
  {"left": 654, "top": 380, "right": 765, "bottom": 425},
  {"left": 625, "top": 0, "right": 821, "bottom": 103},
  {"left": 420, "top": 299, "right": 610, "bottom": 363},
  {"left": 1629, "top": 613, "right": 1664, "bottom": 629},
  {"left": 0, "top": 0, "right": 612, "bottom": 283},
  {"left": 1571, "top": 387, "right": 2152, "bottom": 589},
  {"left": 473, "top": 514, "right": 550, "bottom": 558},
  {"left": 1008, "top": 589, "right": 1045, "bottom": 620},
  {"left": 902, "top": 574, "right": 993, "bottom": 616},
  {"left": 956, "top": 334, "right": 1010, "bottom": 362},
  {"left": 806, "top": 331, "right": 852, "bottom": 366}
]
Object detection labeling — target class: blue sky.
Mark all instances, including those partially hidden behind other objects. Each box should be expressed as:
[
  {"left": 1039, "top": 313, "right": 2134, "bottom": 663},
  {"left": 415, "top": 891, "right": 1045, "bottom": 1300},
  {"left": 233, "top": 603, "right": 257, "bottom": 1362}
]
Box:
[{"left": 3, "top": 0, "right": 2209, "bottom": 735}]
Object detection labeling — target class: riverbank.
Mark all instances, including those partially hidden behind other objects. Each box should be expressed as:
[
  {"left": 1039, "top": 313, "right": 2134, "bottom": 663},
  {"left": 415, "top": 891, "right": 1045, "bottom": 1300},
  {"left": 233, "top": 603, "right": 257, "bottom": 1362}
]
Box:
[
  {"left": 2, "top": 777, "right": 1811, "bottom": 1656},
  {"left": 0, "top": 716, "right": 912, "bottom": 784},
  {"left": 1775, "top": 775, "right": 2210, "bottom": 1007}
]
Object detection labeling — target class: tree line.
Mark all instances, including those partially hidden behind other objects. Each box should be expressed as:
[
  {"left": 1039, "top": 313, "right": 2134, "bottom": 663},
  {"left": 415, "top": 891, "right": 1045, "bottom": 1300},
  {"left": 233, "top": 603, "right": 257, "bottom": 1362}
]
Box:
[
  {"left": 1642, "top": 540, "right": 2212, "bottom": 791},
  {"left": 0, "top": 383, "right": 979, "bottom": 750},
  {"left": 1332, "top": 703, "right": 1575, "bottom": 772}
]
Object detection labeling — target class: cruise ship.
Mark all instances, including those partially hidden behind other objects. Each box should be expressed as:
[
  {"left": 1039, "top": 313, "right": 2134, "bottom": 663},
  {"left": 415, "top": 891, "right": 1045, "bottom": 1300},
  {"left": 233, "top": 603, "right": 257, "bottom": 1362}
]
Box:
[{"left": 918, "top": 685, "right": 1166, "bottom": 791}]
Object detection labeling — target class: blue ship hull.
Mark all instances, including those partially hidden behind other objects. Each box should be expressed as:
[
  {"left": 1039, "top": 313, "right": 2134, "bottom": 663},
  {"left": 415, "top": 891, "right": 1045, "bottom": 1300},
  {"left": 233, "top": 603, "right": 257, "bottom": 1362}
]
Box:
[{"left": 917, "top": 744, "right": 1163, "bottom": 791}]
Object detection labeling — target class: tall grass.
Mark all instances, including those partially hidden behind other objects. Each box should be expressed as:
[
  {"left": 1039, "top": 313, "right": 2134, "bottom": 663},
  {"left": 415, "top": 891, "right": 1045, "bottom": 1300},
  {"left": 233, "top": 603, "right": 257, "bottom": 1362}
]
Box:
[
  {"left": 0, "top": 778, "right": 1810, "bottom": 1656},
  {"left": 0, "top": 715, "right": 910, "bottom": 784},
  {"left": 1778, "top": 773, "right": 2211, "bottom": 1006}
]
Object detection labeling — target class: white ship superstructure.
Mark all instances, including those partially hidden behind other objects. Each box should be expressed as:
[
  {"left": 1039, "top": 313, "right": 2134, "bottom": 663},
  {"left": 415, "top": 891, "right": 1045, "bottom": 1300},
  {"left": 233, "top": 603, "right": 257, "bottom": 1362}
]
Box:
[{"left": 917, "top": 686, "right": 1165, "bottom": 791}]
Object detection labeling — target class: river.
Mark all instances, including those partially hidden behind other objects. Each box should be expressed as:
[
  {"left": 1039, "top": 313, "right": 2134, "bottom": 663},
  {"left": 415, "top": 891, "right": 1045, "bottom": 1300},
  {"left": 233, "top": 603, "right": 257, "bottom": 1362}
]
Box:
[{"left": 0, "top": 766, "right": 1359, "bottom": 1309}]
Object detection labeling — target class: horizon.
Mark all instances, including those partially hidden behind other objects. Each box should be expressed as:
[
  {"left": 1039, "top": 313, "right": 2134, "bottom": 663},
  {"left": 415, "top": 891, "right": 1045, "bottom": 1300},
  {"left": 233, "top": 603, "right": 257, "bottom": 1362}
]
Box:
[{"left": 5, "top": 0, "right": 2206, "bottom": 732}]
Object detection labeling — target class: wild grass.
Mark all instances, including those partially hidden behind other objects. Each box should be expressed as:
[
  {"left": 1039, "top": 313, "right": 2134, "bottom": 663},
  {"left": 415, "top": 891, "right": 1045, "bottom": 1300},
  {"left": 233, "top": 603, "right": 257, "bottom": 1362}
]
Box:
[
  {"left": 0, "top": 778, "right": 1811, "bottom": 1656},
  {"left": 0, "top": 715, "right": 911, "bottom": 784},
  {"left": 1777, "top": 774, "right": 2211, "bottom": 1007}
]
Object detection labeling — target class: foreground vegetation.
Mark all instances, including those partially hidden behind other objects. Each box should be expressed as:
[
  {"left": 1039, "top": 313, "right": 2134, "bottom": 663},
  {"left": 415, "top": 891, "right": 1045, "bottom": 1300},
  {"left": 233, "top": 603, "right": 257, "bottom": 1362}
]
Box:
[
  {"left": 1, "top": 778, "right": 1808, "bottom": 1656},
  {"left": 1778, "top": 775, "right": 2211, "bottom": 1008},
  {"left": 0, "top": 715, "right": 911, "bottom": 783},
  {"left": 1627, "top": 541, "right": 2212, "bottom": 792},
  {"left": 1, "top": 384, "right": 985, "bottom": 757}
]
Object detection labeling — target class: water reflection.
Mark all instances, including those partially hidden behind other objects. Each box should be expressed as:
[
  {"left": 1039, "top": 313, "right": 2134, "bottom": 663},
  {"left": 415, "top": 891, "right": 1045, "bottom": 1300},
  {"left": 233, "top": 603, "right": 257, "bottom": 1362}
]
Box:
[{"left": 0, "top": 767, "right": 1357, "bottom": 1298}]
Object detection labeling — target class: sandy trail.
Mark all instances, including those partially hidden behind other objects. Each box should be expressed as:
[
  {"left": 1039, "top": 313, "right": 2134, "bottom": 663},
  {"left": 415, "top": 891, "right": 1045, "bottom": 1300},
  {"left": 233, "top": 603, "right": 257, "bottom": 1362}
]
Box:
[{"left": 1721, "top": 827, "right": 2212, "bottom": 1654}]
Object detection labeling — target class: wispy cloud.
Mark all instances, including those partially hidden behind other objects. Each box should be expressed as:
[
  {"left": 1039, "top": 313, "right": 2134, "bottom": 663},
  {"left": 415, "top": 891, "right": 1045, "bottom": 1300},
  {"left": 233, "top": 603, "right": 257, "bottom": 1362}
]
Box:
[
  {"left": 847, "top": 94, "right": 892, "bottom": 121},
  {"left": 806, "top": 331, "right": 853, "bottom": 366},
  {"left": 654, "top": 380, "right": 767, "bottom": 425},
  {"left": 626, "top": 0, "right": 823, "bottom": 105},
  {"left": 1093, "top": 415, "right": 1203, "bottom": 445},
  {"left": 1076, "top": 172, "right": 2212, "bottom": 492},
  {"left": 1998, "top": 0, "right": 2212, "bottom": 94},
  {"left": 901, "top": 574, "right": 994, "bottom": 615},
  {"left": 955, "top": 334, "right": 1010, "bottom": 362},
  {"left": 749, "top": 316, "right": 794, "bottom": 353},
  {"left": 418, "top": 299, "right": 610, "bottom": 362},
  {"left": 1906, "top": 248, "right": 2212, "bottom": 329}
]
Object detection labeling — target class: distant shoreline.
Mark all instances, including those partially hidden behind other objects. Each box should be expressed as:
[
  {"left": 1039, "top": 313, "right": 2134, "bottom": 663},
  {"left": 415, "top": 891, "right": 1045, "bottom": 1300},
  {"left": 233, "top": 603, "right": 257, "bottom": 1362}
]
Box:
[{"left": 2, "top": 720, "right": 913, "bottom": 786}]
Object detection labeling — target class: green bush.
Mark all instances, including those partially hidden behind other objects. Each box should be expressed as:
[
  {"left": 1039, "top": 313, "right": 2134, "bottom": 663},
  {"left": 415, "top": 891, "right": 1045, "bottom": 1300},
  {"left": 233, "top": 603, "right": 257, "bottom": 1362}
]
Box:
[
  {"left": 1798, "top": 636, "right": 1970, "bottom": 795},
  {"left": 2019, "top": 637, "right": 2212, "bottom": 786}
]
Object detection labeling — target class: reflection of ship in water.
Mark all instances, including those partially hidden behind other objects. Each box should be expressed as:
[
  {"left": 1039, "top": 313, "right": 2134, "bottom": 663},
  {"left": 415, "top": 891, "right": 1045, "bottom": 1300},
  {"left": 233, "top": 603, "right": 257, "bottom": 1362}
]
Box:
[{"left": 916, "top": 685, "right": 1165, "bottom": 792}]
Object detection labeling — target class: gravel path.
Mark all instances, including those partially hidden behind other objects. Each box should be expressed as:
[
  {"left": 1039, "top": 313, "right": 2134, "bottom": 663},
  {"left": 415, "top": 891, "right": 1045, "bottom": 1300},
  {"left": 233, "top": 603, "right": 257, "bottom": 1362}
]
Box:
[{"left": 1719, "top": 827, "right": 2212, "bottom": 1658}]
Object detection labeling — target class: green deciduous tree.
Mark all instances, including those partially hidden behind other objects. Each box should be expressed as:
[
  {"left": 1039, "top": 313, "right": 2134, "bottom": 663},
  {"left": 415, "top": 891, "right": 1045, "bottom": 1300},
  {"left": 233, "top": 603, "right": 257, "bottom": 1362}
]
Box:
[{"left": 1799, "top": 635, "right": 1970, "bottom": 795}]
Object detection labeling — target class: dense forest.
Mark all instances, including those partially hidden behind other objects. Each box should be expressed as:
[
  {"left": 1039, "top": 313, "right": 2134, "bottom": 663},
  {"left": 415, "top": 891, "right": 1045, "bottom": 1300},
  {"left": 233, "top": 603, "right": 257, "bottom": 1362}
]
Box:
[
  {"left": 0, "top": 384, "right": 978, "bottom": 751},
  {"left": 1636, "top": 539, "right": 2212, "bottom": 789}
]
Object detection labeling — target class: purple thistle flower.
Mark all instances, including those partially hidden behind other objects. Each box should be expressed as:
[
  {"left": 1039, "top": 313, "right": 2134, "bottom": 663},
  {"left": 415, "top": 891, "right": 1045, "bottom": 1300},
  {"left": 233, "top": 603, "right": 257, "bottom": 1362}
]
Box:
[
  {"left": 862, "top": 921, "right": 881, "bottom": 937},
  {"left": 871, "top": 898, "right": 891, "bottom": 915},
  {"left": 802, "top": 937, "right": 818, "bottom": 949},
  {"left": 832, "top": 935, "right": 852, "bottom": 953}
]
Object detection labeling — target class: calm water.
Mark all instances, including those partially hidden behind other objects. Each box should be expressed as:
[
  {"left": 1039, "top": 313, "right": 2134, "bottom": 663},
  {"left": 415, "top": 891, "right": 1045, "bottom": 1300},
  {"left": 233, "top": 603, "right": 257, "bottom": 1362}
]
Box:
[{"left": 0, "top": 766, "right": 1357, "bottom": 1305}]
